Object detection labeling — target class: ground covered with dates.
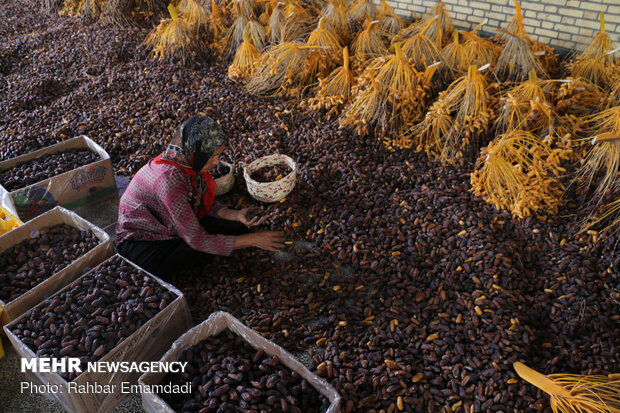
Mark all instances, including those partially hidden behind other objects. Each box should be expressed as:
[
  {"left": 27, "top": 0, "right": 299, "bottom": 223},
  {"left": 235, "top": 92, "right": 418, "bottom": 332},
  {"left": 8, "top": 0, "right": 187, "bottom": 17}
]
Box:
[{"left": 1, "top": 1, "right": 618, "bottom": 412}]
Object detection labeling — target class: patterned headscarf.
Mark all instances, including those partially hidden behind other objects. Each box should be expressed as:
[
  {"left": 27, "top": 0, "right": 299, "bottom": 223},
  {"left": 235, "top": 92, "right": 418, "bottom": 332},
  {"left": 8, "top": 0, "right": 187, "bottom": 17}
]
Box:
[{"left": 179, "top": 115, "right": 228, "bottom": 171}]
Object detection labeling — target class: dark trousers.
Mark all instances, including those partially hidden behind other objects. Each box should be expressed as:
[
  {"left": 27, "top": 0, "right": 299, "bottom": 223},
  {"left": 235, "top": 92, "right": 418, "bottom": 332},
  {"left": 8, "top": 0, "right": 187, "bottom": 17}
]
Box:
[{"left": 116, "top": 216, "right": 248, "bottom": 278}]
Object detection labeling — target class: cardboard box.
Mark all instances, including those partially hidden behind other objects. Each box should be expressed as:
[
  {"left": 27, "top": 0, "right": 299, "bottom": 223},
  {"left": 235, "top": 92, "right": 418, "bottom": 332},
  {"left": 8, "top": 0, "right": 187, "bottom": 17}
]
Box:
[
  {"left": 3, "top": 254, "right": 193, "bottom": 413},
  {"left": 0, "top": 206, "right": 112, "bottom": 326},
  {"left": 139, "top": 311, "right": 342, "bottom": 413},
  {"left": 0, "top": 135, "right": 117, "bottom": 221}
]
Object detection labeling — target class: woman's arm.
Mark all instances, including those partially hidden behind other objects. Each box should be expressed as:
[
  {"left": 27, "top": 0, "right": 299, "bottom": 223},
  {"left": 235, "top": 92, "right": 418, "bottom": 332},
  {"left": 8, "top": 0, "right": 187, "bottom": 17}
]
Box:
[{"left": 156, "top": 172, "right": 236, "bottom": 255}]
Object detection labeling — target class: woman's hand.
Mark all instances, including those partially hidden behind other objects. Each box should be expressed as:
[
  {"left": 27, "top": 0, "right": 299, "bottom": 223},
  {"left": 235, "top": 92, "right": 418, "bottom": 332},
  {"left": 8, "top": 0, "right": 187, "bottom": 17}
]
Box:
[
  {"left": 234, "top": 232, "right": 285, "bottom": 251},
  {"left": 237, "top": 208, "right": 268, "bottom": 227},
  {"left": 219, "top": 207, "right": 267, "bottom": 227}
]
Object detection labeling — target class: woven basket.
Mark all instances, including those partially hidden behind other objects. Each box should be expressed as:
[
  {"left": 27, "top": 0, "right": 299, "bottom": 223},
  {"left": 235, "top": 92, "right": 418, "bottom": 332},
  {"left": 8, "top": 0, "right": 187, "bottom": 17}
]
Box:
[
  {"left": 214, "top": 161, "right": 234, "bottom": 196},
  {"left": 243, "top": 154, "right": 297, "bottom": 203}
]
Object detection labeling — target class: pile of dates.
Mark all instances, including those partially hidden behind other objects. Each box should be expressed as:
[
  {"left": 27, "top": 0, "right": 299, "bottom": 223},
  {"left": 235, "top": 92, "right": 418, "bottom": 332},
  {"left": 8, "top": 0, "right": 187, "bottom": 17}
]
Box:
[
  {"left": 10, "top": 255, "right": 177, "bottom": 380},
  {"left": 0, "top": 224, "right": 99, "bottom": 303},
  {"left": 0, "top": 148, "right": 100, "bottom": 191},
  {"left": 159, "top": 329, "right": 330, "bottom": 412},
  {"left": 250, "top": 164, "right": 290, "bottom": 183}
]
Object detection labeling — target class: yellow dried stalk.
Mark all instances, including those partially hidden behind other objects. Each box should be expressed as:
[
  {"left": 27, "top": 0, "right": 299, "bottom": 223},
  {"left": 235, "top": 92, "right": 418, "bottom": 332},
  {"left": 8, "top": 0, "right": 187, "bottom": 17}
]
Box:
[
  {"left": 210, "top": 0, "right": 227, "bottom": 40},
  {"left": 401, "top": 16, "right": 443, "bottom": 71},
  {"left": 442, "top": 30, "right": 468, "bottom": 73},
  {"left": 399, "top": 0, "right": 452, "bottom": 46},
  {"left": 427, "top": 0, "right": 453, "bottom": 43},
  {"left": 532, "top": 41, "right": 561, "bottom": 76},
  {"left": 229, "top": 27, "right": 261, "bottom": 79},
  {"left": 399, "top": 15, "right": 444, "bottom": 47},
  {"left": 60, "top": 0, "right": 85, "bottom": 17},
  {"left": 245, "top": 42, "right": 319, "bottom": 96},
  {"left": 575, "top": 129, "right": 620, "bottom": 203},
  {"left": 581, "top": 12, "right": 613, "bottom": 59},
  {"left": 514, "top": 362, "right": 620, "bottom": 413},
  {"left": 406, "top": 101, "right": 453, "bottom": 155},
  {"left": 528, "top": 99, "right": 574, "bottom": 163},
  {"left": 178, "top": 0, "right": 210, "bottom": 33},
  {"left": 471, "top": 130, "right": 564, "bottom": 218},
  {"left": 284, "top": 1, "right": 314, "bottom": 23},
  {"left": 346, "top": 0, "right": 377, "bottom": 23},
  {"left": 461, "top": 23, "right": 500, "bottom": 68},
  {"left": 494, "top": 28, "right": 547, "bottom": 82},
  {"left": 508, "top": 69, "right": 548, "bottom": 104},
  {"left": 377, "top": 0, "right": 401, "bottom": 35},
  {"left": 608, "top": 78, "right": 620, "bottom": 108},
  {"left": 232, "top": 0, "right": 256, "bottom": 19},
  {"left": 351, "top": 18, "right": 388, "bottom": 62},
  {"left": 267, "top": 1, "right": 286, "bottom": 44},
  {"left": 321, "top": 0, "right": 351, "bottom": 44},
  {"left": 587, "top": 196, "right": 620, "bottom": 236},
  {"left": 306, "top": 17, "right": 342, "bottom": 79},
  {"left": 493, "top": 94, "right": 530, "bottom": 134},
  {"left": 222, "top": 2, "right": 249, "bottom": 56},
  {"left": 340, "top": 43, "right": 430, "bottom": 141},
  {"left": 279, "top": 8, "right": 313, "bottom": 42},
  {"left": 339, "top": 74, "right": 385, "bottom": 136},
  {"left": 502, "top": 0, "right": 528, "bottom": 41},
  {"left": 144, "top": 4, "right": 199, "bottom": 64},
  {"left": 571, "top": 13, "right": 617, "bottom": 87},
  {"left": 554, "top": 78, "right": 605, "bottom": 116},
  {"left": 304, "top": 46, "right": 354, "bottom": 118},
  {"left": 433, "top": 65, "right": 494, "bottom": 162},
  {"left": 246, "top": 19, "right": 266, "bottom": 50}
]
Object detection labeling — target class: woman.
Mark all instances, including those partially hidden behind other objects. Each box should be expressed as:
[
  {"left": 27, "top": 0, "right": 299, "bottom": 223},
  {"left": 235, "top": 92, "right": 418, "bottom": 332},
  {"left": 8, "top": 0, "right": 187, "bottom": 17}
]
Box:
[{"left": 115, "top": 114, "right": 284, "bottom": 277}]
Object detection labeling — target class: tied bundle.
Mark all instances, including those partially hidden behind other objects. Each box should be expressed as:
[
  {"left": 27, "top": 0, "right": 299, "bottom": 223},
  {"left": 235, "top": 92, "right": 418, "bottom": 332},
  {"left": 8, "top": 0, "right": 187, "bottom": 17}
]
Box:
[
  {"left": 494, "top": 0, "right": 546, "bottom": 82},
  {"left": 410, "top": 65, "right": 495, "bottom": 163},
  {"left": 398, "top": 0, "right": 452, "bottom": 47},
  {"left": 222, "top": 1, "right": 252, "bottom": 56},
  {"left": 321, "top": 0, "right": 351, "bottom": 44},
  {"left": 442, "top": 30, "right": 468, "bottom": 73},
  {"left": 228, "top": 0, "right": 256, "bottom": 19},
  {"left": 471, "top": 130, "right": 565, "bottom": 218},
  {"left": 267, "top": 1, "right": 286, "bottom": 44},
  {"left": 340, "top": 42, "right": 432, "bottom": 144},
  {"left": 494, "top": 70, "right": 551, "bottom": 133},
  {"left": 229, "top": 24, "right": 261, "bottom": 79},
  {"left": 571, "top": 13, "right": 618, "bottom": 88},
  {"left": 144, "top": 4, "right": 201, "bottom": 64},
  {"left": 554, "top": 77, "right": 604, "bottom": 117},
  {"left": 346, "top": 0, "right": 377, "bottom": 23},
  {"left": 461, "top": 19, "right": 500, "bottom": 68},
  {"left": 377, "top": 0, "right": 401, "bottom": 35},
  {"left": 351, "top": 17, "right": 388, "bottom": 62},
  {"left": 178, "top": 0, "right": 211, "bottom": 34},
  {"left": 401, "top": 16, "right": 443, "bottom": 72},
  {"left": 306, "top": 17, "right": 343, "bottom": 80},
  {"left": 304, "top": 46, "right": 354, "bottom": 118},
  {"left": 245, "top": 42, "right": 321, "bottom": 96},
  {"left": 574, "top": 109, "right": 620, "bottom": 206},
  {"left": 514, "top": 362, "right": 620, "bottom": 413}
]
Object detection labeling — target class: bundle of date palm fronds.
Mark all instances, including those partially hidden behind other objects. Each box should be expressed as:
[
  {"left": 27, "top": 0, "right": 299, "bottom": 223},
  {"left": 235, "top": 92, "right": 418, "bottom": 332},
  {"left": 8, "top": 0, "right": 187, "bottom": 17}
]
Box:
[{"left": 471, "top": 130, "right": 565, "bottom": 218}]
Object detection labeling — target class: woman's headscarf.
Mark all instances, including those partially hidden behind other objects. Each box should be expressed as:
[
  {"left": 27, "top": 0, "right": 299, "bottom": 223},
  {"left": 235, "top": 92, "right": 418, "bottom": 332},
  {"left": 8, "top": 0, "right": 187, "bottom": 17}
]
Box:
[{"left": 179, "top": 115, "right": 229, "bottom": 171}]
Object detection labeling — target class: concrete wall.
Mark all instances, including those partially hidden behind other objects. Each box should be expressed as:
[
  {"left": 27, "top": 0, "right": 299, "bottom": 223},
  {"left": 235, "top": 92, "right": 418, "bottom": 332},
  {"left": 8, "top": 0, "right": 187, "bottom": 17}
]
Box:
[{"left": 385, "top": 0, "right": 620, "bottom": 52}]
